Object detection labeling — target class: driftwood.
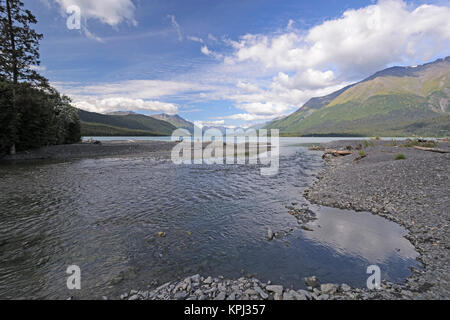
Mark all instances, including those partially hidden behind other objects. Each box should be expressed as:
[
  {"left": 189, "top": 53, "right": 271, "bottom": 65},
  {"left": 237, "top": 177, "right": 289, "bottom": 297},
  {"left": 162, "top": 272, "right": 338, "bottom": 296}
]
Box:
[
  {"left": 324, "top": 149, "right": 353, "bottom": 156},
  {"left": 413, "top": 146, "right": 450, "bottom": 154}
]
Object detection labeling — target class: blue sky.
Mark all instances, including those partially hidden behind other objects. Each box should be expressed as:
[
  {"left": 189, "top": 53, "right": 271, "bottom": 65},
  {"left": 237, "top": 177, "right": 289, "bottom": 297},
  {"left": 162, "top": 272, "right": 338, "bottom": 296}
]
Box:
[{"left": 25, "top": 0, "right": 450, "bottom": 127}]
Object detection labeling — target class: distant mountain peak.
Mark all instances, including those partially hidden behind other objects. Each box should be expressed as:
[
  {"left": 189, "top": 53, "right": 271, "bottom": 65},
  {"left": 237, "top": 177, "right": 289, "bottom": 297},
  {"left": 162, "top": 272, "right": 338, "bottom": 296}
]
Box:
[{"left": 264, "top": 56, "right": 450, "bottom": 137}]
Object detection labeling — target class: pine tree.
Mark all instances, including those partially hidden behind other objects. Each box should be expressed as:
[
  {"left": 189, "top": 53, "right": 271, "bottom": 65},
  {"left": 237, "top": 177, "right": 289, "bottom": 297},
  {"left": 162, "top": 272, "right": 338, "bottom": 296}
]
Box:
[{"left": 0, "top": 0, "right": 48, "bottom": 154}]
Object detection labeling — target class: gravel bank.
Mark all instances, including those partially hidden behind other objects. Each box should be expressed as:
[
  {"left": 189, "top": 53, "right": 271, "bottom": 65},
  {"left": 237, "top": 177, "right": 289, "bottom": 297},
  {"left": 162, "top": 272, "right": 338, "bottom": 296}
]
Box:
[
  {"left": 305, "top": 139, "right": 449, "bottom": 299},
  {"left": 117, "top": 139, "right": 448, "bottom": 301}
]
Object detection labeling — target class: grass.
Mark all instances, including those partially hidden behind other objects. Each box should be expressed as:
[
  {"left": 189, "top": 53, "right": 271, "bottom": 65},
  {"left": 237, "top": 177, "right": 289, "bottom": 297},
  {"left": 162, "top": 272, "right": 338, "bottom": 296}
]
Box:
[
  {"left": 363, "top": 140, "right": 374, "bottom": 148},
  {"left": 359, "top": 150, "right": 366, "bottom": 156},
  {"left": 394, "top": 153, "right": 406, "bottom": 160},
  {"left": 403, "top": 138, "right": 437, "bottom": 148}
]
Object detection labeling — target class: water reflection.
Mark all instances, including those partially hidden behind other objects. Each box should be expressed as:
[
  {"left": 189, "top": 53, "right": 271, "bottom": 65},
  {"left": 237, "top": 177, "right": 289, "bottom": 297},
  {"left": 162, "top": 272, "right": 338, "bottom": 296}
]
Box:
[{"left": 0, "top": 139, "right": 419, "bottom": 299}]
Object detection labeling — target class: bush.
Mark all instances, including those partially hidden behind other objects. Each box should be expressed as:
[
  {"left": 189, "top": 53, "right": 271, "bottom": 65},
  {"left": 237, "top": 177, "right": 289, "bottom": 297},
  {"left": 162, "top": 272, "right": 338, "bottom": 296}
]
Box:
[{"left": 394, "top": 153, "right": 406, "bottom": 160}]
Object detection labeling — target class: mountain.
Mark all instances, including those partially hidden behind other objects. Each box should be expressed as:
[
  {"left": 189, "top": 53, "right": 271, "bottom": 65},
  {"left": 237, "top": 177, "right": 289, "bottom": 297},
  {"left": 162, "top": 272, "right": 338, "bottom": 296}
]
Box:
[
  {"left": 265, "top": 57, "right": 450, "bottom": 137},
  {"left": 78, "top": 109, "right": 177, "bottom": 136},
  {"left": 149, "top": 113, "right": 195, "bottom": 132}
]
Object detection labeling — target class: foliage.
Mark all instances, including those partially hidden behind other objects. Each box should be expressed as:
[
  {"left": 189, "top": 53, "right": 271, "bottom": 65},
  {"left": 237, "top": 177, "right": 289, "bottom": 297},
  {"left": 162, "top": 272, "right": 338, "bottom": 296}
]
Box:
[
  {"left": 0, "top": 0, "right": 80, "bottom": 155},
  {"left": 394, "top": 153, "right": 406, "bottom": 160}
]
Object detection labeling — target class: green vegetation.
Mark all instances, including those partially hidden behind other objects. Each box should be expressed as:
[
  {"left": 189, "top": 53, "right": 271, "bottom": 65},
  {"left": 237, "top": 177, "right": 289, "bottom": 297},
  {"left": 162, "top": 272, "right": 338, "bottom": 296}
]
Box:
[
  {"left": 359, "top": 150, "right": 366, "bottom": 156},
  {"left": 363, "top": 140, "right": 374, "bottom": 148},
  {"left": 394, "top": 153, "right": 406, "bottom": 160},
  {"left": 0, "top": 0, "right": 80, "bottom": 155},
  {"left": 403, "top": 138, "right": 437, "bottom": 148},
  {"left": 265, "top": 57, "right": 450, "bottom": 137},
  {"left": 78, "top": 110, "right": 177, "bottom": 136}
]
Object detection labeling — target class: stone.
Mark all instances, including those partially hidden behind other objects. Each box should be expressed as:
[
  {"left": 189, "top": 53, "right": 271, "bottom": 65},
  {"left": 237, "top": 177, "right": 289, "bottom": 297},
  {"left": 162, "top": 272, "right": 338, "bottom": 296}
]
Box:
[
  {"left": 215, "top": 292, "right": 226, "bottom": 300},
  {"left": 254, "top": 286, "right": 269, "bottom": 299},
  {"left": 304, "top": 276, "right": 319, "bottom": 288},
  {"left": 174, "top": 291, "right": 188, "bottom": 300},
  {"left": 204, "top": 276, "right": 213, "bottom": 284},
  {"left": 266, "top": 285, "right": 283, "bottom": 295},
  {"left": 320, "top": 283, "right": 338, "bottom": 295}
]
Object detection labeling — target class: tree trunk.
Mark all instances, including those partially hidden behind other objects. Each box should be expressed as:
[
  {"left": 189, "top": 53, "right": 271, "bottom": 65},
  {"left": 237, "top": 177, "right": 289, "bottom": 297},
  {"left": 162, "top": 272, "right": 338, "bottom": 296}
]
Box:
[{"left": 6, "top": 0, "right": 18, "bottom": 155}]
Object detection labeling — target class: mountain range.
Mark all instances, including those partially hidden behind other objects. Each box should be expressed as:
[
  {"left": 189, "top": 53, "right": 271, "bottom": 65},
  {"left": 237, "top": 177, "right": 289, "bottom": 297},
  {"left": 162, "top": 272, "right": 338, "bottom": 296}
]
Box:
[
  {"left": 78, "top": 57, "right": 449, "bottom": 137},
  {"left": 265, "top": 57, "right": 450, "bottom": 137}
]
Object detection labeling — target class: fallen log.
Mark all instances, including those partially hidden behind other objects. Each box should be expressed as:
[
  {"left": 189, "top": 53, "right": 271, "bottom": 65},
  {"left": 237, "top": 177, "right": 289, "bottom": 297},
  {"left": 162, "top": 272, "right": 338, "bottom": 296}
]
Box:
[
  {"left": 413, "top": 146, "right": 450, "bottom": 153},
  {"left": 324, "top": 149, "right": 353, "bottom": 156}
]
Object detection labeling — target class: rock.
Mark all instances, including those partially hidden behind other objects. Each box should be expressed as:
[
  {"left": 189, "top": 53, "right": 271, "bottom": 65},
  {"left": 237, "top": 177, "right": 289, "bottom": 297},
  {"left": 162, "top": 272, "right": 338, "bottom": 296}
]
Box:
[
  {"left": 274, "top": 292, "right": 282, "bottom": 300},
  {"left": 191, "top": 274, "right": 200, "bottom": 283},
  {"left": 290, "top": 290, "right": 308, "bottom": 300},
  {"left": 267, "top": 228, "right": 274, "bottom": 241},
  {"left": 174, "top": 291, "right": 188, "bottom": 300},
  {"left": 340, "top": 284, "right": 351, "bottom": 292},
  {"left": 254, "top": 286, "right": 269, "bottom": 299},
  {"left": 320, "top": 283, "right": 338, "bottom": 295},
  {"left": 297, "top": 289, "right": 311, "bottom": 300},
  {"left": 157, "top": 232, "right": 166, "bottom": 238},
  {"left": 282, "top": 292, "right": 294, "bottom": 300},
  {"left": 317, "top": 294, "right": 329, "bottom": 300},
  {"left": 204, "top": 276, "right": 213, "bottom": 284},
  {"left": 128, "top": 294, "right": 139, "bottom": 301},
  {"left": 304, "top": 276, "right": 319, "bottom": 288},
  {"left": 244, "top": 289, "right": 258, "bottom": 296},
  {"left": 266, "top": 285, "right": 283, "bottom": 295},
  {"left": 215, "top": 292, "right": 226, "bottom": 300}
]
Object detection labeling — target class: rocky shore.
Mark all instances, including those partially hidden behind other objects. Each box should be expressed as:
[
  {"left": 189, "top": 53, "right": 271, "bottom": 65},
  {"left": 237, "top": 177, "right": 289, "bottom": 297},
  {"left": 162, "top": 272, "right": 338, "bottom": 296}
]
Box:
[{"left": 118, "top": 139, "right": 449, "bottom": 301}]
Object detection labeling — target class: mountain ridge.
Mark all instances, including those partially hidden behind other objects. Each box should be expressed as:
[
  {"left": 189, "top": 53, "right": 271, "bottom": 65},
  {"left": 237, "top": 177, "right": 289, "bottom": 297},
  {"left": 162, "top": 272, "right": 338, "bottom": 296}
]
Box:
[{"left": 265, "top": 57, "right": 450, "bottom": 137}]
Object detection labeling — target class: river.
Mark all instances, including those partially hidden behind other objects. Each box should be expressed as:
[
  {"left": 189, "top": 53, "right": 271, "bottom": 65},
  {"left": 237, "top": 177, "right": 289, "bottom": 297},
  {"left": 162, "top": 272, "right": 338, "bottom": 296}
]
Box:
[{"left": 0, "top": 137, "right": 419, "bottom": 299}]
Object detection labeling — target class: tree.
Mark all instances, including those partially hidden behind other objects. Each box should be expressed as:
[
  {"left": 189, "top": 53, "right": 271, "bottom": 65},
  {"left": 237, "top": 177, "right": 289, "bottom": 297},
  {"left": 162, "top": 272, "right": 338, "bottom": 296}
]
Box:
[{"left": 0, "top": 0, "right": 48, "bottom": 154}]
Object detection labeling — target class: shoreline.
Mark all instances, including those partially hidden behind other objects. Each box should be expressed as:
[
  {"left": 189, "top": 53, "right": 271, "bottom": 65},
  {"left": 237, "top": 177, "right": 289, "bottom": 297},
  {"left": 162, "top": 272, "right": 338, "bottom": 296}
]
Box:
[
  {"left": 0, "top": 140, "right": 178, "bottom": 163},
  {"left": 114, "top": 139, "right": 449, "bottom": 301}
]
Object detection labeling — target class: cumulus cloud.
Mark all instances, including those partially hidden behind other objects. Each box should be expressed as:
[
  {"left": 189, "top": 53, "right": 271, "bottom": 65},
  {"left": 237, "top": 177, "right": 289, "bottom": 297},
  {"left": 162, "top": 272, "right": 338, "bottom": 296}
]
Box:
[
  {"left": 228, "top": 0, "right": 450, "bottom": 76},
  {"left": 201, "top": 45, "right": 223, "bottom": 60},
  {"left": 74, "top": 97, "right": 178, "bottom": 114},
  {"left": 53, "top": 0, "right": 137, "bottom": 26},
  {"left": 219, "top": 0, "right": 450, "bottom": 121}
]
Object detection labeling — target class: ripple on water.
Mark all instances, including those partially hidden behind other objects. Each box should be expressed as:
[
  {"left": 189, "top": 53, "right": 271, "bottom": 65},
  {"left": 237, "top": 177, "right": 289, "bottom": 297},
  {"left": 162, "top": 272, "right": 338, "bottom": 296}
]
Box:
[{"left": 0, "top": 143, "right": 419, "bottom": 299}]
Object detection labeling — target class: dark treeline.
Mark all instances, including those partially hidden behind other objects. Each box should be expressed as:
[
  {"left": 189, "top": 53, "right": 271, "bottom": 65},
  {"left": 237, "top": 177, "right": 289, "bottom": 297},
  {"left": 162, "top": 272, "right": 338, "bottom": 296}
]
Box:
[{"left": 0, "top": 0, "right": 80, "bottom": 156}]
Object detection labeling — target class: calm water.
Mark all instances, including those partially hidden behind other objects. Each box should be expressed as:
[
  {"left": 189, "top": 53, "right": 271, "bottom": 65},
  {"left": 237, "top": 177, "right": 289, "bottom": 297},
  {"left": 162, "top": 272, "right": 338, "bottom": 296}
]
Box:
[{"left": 0, "top": 138, "right": 419, "bottom": 299}]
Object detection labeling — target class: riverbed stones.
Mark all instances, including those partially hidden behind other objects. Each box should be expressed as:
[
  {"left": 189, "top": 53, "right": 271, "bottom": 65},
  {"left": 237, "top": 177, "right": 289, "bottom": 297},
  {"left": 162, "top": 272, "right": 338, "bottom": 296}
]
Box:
[
  {"left": 266, "top": 285, "right": 283, "bottom": 295},
  {"left": 304, "top": 276, "right": 319, "bottom": 288},
  {"left": 321, "top": 284, "right": 338, "bottom": 295}
]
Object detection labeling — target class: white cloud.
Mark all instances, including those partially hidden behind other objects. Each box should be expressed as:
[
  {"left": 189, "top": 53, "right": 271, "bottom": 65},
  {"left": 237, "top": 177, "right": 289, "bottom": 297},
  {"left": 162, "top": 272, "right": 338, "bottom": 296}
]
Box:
[
  {"left": 53, "top": 0, "right": 137, "bottom": 26},
  {"left": 188, "top": 36, "right": 204, "bottom": 43},
  {"left": 168, "top": 14, "right": 183, "bottom": 41},
  {"left": 201, "top": 45, "right": 223, "bottom": 60},
  {"left": 215, "top": 0, "right": 450, "bottom": 121},
  {"left": 236, "top": 102, "right": 291, "bottom": 115},
  {"left": 74, "top": 97, "right": 178, "bottom": 114},
  {"left": 228, "top": 0, "right": 450, "bottom": 76}
]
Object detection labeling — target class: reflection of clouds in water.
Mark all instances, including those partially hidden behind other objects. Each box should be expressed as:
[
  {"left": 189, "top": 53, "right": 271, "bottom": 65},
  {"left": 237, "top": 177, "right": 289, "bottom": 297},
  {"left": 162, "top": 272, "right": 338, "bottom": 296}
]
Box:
[{"left": 303, "top": 205, "right": 419, "bottom": 263}]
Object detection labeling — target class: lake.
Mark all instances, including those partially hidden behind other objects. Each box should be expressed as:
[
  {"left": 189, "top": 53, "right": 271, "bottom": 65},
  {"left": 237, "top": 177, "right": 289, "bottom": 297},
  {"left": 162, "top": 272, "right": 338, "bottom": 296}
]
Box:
[{"left": 0, "top": 137, "right": 419, "bottom": 299}]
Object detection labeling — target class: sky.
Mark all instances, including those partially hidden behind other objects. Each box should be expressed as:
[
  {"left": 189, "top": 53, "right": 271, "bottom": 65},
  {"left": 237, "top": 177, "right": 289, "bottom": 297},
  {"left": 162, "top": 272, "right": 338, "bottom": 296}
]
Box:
[{"left": 23, "top": 0, "right": 450, "bottom": 128}]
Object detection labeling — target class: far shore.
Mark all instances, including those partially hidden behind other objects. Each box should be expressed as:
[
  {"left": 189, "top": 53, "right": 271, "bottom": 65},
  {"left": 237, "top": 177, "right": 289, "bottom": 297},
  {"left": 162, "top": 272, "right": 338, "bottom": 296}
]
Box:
[{"left": 0, "top": 139, "right": 273, "bottom": 163}]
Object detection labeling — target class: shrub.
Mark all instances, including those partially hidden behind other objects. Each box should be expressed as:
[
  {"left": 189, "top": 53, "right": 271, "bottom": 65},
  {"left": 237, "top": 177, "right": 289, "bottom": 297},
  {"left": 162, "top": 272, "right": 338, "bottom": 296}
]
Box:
[{"left": 394, "top": 153, "right": 406, "bottom": 160}]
